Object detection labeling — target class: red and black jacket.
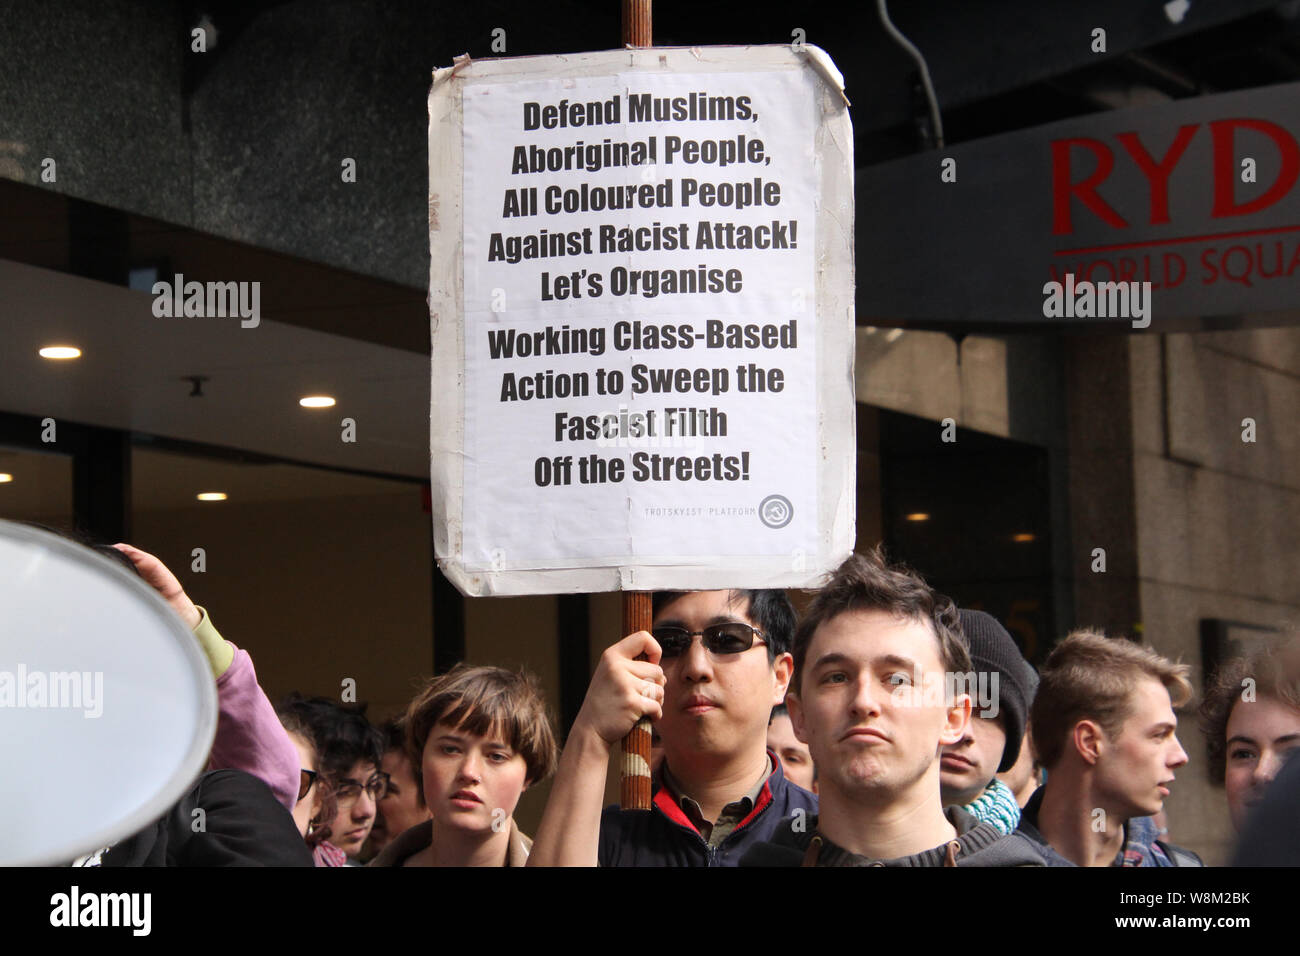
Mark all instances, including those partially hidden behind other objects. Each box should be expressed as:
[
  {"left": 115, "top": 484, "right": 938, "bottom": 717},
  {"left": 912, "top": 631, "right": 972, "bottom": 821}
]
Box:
[{"left": 597, "top": 750, "right": 818, "bottom": 867}]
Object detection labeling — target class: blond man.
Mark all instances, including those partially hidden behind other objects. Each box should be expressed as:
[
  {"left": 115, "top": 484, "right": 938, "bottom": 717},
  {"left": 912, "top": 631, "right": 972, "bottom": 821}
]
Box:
[{"left": 1017, "top": 631, "right": 1200, "bottom": 866}]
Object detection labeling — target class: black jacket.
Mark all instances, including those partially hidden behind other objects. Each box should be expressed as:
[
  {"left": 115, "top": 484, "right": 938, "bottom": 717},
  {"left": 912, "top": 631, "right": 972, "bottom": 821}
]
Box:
[
  {"left": 598, "top": 754, "right": 818, "bottom": 866},
  {"left": 101, "top": 769, "right": 314, "bottom": 867}
]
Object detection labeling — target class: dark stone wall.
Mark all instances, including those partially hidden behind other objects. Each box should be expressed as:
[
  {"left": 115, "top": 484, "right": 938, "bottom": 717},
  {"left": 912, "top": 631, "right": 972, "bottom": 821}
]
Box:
[
  {"left": 3, "top": 0, "right": 1281, "bottom": 290},
  {"left": 0, "top": 0, "right": 191, "bottom": 223},
  {"left": 0, "top": 0, "right": 619, "bottom": 289},
  {"left": 187, "top": 0, "right": 446, "bottom": 287}
]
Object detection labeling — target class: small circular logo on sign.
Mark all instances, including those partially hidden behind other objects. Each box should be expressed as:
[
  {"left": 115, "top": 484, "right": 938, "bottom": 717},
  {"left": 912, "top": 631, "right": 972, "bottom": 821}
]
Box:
[{"left": 759, "top": 495, "right": 793, "bottom": 529}]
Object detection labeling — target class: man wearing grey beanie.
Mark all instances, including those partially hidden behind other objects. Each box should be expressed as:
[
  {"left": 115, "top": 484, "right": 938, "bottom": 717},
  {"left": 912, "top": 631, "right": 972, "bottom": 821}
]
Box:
[{"left": 940, "top": 609, "right": 1039, "bottom": 835}]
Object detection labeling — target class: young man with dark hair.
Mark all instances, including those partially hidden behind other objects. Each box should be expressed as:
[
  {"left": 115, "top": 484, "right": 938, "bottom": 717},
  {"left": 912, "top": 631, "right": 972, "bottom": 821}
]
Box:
[
  {"left": 1017, "top": 630, "right": 1200, "bottom": 867},
  {"left": 529, "top": 588, "right": 816, "bottom": 866},
  {"left": 768, "top": 702, "right": 816, "bottom": 793},
  {"left": 939, "top": 609, "right": 1038, "bottom": 835},
  {"left": 742, "top": 550, "right": 1044, "bottom": 866},
  {"left": 281, "top": 696, "right": 387, "bottom": 864},
  {"left": 367, "top": 717, "right": 432, "bottom": 857}
]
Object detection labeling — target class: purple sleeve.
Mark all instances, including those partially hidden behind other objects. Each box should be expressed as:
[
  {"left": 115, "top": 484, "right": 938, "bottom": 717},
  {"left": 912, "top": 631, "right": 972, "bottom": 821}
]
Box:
[{"left": 209, "top": 644, "right": 300, "bottom": 811}]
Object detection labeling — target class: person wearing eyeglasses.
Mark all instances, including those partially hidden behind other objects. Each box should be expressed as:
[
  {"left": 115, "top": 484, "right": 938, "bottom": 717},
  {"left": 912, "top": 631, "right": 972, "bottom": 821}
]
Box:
[
  {"left": 279, "top": 696, "right": 386, "bottom": 865},
  {"left": 370, "top": 664, "right": 558, "bottom": 867},
  {"left": 276, "top": 709, "right": 324, "bottom": 840},
  {"left": 328, "top": 770, "right": 390, "bottom": 865},
  {"left": 529, "top": 589, "right": 815, "bottom": 866},
  {"left": 275, "top": 704, "right": 354, "bottom": 867}
]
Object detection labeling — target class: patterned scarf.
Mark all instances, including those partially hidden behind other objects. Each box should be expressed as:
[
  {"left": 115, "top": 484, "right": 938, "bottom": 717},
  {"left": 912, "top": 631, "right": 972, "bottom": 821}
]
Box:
[
  {"left": 962, "top": 778, "right": 1022, "bottom": 836},
  {"left": 312, "top": 840, "right": 348, "bottom": 867},
  {"left": 1118, "top": 814, "right": 1175, "bottom": 867}
]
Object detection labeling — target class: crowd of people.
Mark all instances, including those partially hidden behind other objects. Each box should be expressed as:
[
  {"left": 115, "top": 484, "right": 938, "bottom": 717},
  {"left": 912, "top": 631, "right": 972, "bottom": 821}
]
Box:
[{"left": 70, "top": 534, "right": 1300, "bottom": 867}]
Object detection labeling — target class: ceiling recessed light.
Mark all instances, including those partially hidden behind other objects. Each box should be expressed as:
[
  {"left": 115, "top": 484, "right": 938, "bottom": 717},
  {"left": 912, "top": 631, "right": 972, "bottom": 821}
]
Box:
[
  {"left": 299, "top": 396, "right": 336, "bottom": 408},
  {"left": 884, "top": 328, "right": 905, "bottom": 343},
  {"left": 196, "top": 492, "right": 228, "bottom": 501},
  {"left": 0, "top": 473, "right": 13, "bottom": 483},
  {"left": 1012, "top": 532, "right": 1035, "bottom": 543},
  {"left": 905, "top": 512, "right": 930, "bottom": 522},
  {"left": 39, "top": 346, "right": 81, "bottom": 359}
]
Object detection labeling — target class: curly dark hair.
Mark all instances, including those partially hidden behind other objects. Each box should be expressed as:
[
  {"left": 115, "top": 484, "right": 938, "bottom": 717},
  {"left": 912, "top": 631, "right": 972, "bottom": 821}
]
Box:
[
  {"left": 278, "top": 695, "right": 383, "bottom": 845},
  {"left": 1199, "top": 635, "right": 1300, "bottom": 784}
]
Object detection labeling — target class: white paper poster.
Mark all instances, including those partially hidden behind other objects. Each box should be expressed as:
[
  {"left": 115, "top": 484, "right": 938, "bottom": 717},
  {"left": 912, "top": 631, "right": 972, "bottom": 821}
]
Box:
[{"left": 429, "top": 46, "right": 855, "bottom": 595}]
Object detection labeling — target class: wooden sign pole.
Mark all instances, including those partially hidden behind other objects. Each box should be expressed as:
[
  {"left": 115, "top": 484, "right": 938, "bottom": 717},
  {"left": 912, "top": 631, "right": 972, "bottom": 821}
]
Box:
[
  {"left": 620, "top": 592, "right": 654, "bottom": 809},
  {"left": 619, "top": 0, "right": 654, "bottom": 811}
]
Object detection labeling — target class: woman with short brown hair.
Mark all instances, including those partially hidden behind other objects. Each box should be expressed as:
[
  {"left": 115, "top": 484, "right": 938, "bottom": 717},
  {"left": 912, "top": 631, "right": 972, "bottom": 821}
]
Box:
[{"left": 370, "top": 664, "right": 558, "bottom": 867}]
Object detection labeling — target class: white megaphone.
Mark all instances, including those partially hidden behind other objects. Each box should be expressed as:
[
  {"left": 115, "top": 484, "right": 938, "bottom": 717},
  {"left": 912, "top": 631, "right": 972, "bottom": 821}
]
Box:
[{"left": 0, "top": 520, "right": 217, "bottom": 866}]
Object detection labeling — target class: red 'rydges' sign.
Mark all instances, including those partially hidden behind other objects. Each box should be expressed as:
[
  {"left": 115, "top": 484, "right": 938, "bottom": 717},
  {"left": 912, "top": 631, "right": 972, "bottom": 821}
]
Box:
[
  {"left": 858, "top": 80, "right": 1300, "bottom": 325},
  {"left": 1052, "top": 118, "right": 1300, "bottom": 234}
]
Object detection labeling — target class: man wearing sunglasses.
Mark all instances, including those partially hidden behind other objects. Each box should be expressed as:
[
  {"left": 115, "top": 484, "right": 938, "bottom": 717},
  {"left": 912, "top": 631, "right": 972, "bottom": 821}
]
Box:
[{"left": 529, "top": 588, "right": 816, "bottom": 866}]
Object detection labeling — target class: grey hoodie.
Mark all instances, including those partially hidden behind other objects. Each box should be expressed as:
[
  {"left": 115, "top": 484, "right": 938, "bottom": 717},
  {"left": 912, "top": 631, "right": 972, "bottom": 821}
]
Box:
[{"left": 740, "top": 805, "right": 1047, "bottom": 867}]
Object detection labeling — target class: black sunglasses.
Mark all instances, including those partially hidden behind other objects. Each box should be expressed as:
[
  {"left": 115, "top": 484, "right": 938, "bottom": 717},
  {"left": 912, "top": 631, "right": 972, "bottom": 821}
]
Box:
[
  {"left": 297, "top": 769, "right": 318, "bottom": 802},
  {"left": 652, "top": 622, "right": 766, "bottom": 658}
]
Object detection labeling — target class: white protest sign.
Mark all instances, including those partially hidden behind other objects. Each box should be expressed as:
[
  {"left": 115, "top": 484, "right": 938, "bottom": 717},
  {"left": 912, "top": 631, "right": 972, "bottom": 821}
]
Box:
[{"left": 429, "top": 46, "right": 854, "bottom": 596}]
